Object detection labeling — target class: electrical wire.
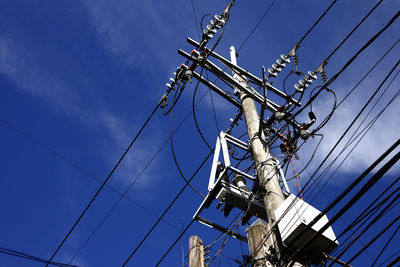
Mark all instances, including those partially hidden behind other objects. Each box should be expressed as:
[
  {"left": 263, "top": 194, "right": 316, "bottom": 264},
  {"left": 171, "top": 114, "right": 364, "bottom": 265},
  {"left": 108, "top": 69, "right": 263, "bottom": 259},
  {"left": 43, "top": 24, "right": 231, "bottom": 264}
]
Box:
[
  {"left": 335, "top": 37, "right": 400, "bottom": 107},
  {"left": 190, "top": 0, "right": 200, "bottom": 40},
  {"left": 325, "top": 0, "right": 383, "bottom": 62},
  {"left": 330, "top": 187, "right": 400, "bottom": 263},
  {"left": 238, "top": 0, "right": 279, "bottom": 52},
  {"left": 45, "top": 102, "right": 160, "bottom": 266},
  {"left": 313, "top": 67, "right": 400, "bottom": 199},
  {"left": 286, "top": 147, "right": 400, "bottom": 265},
  {"left": 296, "top": 0, "right": 339, "bottom": 45},
  {"left": 193, "top": 68, "right": 213, "bottom": 151},
  {"left": 0, "top": 246, "right": 78, "bottom": 267},
  {"left": 247, "top": 137, "right": 400, "bottom": 266},
  {"left": 171, "top": 87, "right": 206, "bottom": 198},
  {"left": 379, "top": 249, "right": 400, "bottom": 267},
  {"left": 346, "top": 215, "right": 400, "bottom": 265},
  {"left": 121, "top": 149, "right": 214, "bottom": 266},
  {"left": 292, "top": 10, "right": 400, "bottom": 118},
  {"left": 67, "top": 112, "right": 195, "bottom": 263},
  {"left": 206, "top": 70, "right": 221, "bottom": 133}
]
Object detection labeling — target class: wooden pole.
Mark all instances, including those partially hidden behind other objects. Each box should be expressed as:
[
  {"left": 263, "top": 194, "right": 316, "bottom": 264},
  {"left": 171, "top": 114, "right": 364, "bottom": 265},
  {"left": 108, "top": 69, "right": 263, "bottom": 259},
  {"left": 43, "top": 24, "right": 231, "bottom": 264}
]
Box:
[{"left": 189, "top": 235, "right": 204, "bottom": 267}]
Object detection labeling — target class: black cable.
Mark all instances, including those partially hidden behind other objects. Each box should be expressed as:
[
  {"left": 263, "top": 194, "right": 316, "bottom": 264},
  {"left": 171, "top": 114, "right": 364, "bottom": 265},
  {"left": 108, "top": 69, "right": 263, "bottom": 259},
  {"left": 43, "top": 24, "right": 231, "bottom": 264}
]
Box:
[
  {"left": 387, "top": 255, "right": 400, "bottom": 267},
  {"left": 299, "top": 58, "right": 399, "bottom": 200},
  {"left": 45, "top": 103, "right": 160, "bottom": 266},
  {"left": 292, "top": 11, "right": 400, "bottom": 118},
  {"left": 332, "top": 178, "right": 400, "bottom": 253},
  {"left": 336, "top": 37, "right": 400, "bottom": 109},
  {"left": 190, "top": 0, "right": 200, "bottom": 40},
  {"left": 67, "top": 111, "right": 195, "bottom": 263},
  {"left": 155, "top": 219, "right": 195, "bottom": 267},
  {"left": 269, "top": 137, "right": 400, "bottom": 265},
  {"left": 0, "top": 119, "right": 188, "bottom": 253},
  {"left": 379, "top": 249, "right": 400, "bottom": 267},
  {"left": 297, "top": 0, "right": 339, "bottom": 45},
  {"left": 238, "top": 0, "right": 279, "bottom": 52},
  {"left": 171, "top": 87, "right": 206, "bottom": 198},
  {"left": 193, "top": 68, "right": 213, "bottom": 151},
  {"left": 329, "top": 190, "right": 400, "bottom": 264},
  {"left": 0, "top": 247, "right": 78, "bottom": 267},
  {"left": 121, "top": 149, "right": 214, "bottom": 266},
  {"left": 347, "top": 215, "right": 400, "bottom": 265},
  {"left": 313, "top": 67, "right": 400, "bottom": 199},
  {"left": 325, "top": 0, "right": 383, "bottom": 62},
  {"left": 329, "top": 187, "right": 400, "bottom": 264},
  {"left": 287, "top": 147, "right": 400, "bottom": 265},
  {"left": 206, "top": 70, "right": 221, "bottom": 133}
]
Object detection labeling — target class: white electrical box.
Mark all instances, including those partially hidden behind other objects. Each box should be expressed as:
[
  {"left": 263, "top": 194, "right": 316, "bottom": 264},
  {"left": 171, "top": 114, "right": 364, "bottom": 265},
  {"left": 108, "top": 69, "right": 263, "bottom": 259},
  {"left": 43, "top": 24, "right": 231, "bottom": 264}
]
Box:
[{"left": 274, "top": 194, "right": 338, "bottom": 260}]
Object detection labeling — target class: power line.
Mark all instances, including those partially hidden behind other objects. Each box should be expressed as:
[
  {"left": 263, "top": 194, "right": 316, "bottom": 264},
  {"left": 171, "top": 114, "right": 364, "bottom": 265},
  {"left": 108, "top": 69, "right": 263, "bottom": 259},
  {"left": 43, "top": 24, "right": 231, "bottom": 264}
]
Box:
[
  {"left": 287, "top": 146, "right": 400, "bottom": 265},
  {"left": 46, "top": 103, "right": 160, "bottom": 266},
  {"left": 297, "top": 0, "right": 338, "bottom": 45},
  {"left": 69, "top": 81, "right": 219, "bottom": 263},
  {"left": 121, "top": 149, "right": 214, "bottom": 266},
  {"left": 237, "top": 0, "right": 279, "bottom": 51},
  {"left": 325, "top": 0, "right": 383, "bottom": 61},
  {"left": 0, "top": 246, "right": 78, "bottom": 267},
  {"left": 269, "top": 57, "right": 400, "bottom": 262},
  {"left": 170, "top": 84, "right": 206, "bottom": 198},
  {"left": 0, "top": 118, "right": 185, "bottom": 235}
]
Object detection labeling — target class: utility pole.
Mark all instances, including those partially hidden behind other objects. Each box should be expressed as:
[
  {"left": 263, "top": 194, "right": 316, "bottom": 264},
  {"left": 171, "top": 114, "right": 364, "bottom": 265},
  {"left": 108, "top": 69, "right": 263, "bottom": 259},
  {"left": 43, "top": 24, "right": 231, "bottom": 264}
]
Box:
[
  {"left": 189, "top": 235, "right": 205, "bottom": 267},
  {"left": 230, "top": 46, "right": 285, "bottom": 265},
  {"left": 247, "top": 219, "right": 273, "bottom": 266}
]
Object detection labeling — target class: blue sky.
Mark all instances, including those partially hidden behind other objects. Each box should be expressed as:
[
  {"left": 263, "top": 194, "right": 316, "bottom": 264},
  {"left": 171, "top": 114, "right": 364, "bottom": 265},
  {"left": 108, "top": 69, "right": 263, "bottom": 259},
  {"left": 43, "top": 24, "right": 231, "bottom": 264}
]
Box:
[{"left": 1, "top": 0, "right": 400, "bottom": 266}]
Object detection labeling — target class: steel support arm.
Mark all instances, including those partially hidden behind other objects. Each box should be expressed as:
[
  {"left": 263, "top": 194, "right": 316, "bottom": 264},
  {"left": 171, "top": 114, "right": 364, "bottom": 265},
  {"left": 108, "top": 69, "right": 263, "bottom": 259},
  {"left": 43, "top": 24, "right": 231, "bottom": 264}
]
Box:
[{"left": 186, "top": 37, "right": 301, "bottom": 107}]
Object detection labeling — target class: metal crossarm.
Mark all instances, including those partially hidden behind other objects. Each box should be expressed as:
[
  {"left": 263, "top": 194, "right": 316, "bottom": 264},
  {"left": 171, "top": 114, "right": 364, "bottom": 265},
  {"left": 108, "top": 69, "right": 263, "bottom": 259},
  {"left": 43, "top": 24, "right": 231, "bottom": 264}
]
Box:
[{"left": 186, "top": 37, "right": 301, "bottom": 107}]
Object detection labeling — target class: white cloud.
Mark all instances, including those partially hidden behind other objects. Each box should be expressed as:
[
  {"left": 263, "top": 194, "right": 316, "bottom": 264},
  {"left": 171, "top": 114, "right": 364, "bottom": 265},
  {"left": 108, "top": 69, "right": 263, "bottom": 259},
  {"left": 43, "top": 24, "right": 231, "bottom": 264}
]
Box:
[
  {"left": 297, "top": 78, "right": 400, "bottom": 183},
  {"left": 0, "top": 36, "right": 162, "bottom": 189}
]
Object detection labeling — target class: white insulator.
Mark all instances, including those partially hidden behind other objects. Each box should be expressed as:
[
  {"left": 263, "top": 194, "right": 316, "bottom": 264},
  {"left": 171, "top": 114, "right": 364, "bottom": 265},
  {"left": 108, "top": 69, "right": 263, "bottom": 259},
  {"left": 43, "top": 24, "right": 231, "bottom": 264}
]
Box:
[
  {"left": 210, "top": 19, "right": 221, "bottom": 29},
  {"left": 276, "top": 59, "right": 286, "bottom": 68},
  {"left": 166, "top": 83, "right": 173, "bottom": 89},
  {"left": 169, "top": 78, "right": 175, "bottom": 83},
  {"left": 214, "top": 14, "right": 225, "bottom": 24},
  {"left": 272, "top": 64, "right": 282, "bottom": 73},
  {"left": 299, "top": 80, "right": 307, "bottom": 88},
  {"left": 206, "top": 25, "right": 217, "bottom": 34},
  {"left": 268, "top": 68, "right": 278, "bottom": 77},
  {"left": 304, "top": 76, "right": 313, "bottom": 84},
  {"left": 281, "top": 54, "right": 290, "bottom": 63},
  {"left": 295, "top": 84, "right": 303, "bottom": 92},
  {"left": 308, "top": 70, "right": 317, "bottom": 80}
]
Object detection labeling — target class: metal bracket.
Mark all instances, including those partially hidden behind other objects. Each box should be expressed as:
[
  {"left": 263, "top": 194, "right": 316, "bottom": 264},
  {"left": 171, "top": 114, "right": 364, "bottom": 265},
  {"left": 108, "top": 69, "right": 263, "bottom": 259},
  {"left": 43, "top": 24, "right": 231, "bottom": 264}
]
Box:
[{"left": 186, "top": 37, "right": 301, "bottom": 107}]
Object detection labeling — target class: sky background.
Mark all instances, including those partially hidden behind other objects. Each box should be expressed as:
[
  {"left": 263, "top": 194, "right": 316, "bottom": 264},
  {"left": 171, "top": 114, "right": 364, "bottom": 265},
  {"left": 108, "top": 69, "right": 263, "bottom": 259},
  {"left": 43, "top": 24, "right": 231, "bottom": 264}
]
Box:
[{"left": 1, "top": 0, "right": 400, "bottom": 266}]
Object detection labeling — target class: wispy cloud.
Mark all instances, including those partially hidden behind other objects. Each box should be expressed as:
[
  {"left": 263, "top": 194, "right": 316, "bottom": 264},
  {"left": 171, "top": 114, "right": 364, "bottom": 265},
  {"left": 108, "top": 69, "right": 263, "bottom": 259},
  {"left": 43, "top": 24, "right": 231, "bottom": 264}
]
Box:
[{"left": 0, "top": 35, "right": 162, "bottom": 190}]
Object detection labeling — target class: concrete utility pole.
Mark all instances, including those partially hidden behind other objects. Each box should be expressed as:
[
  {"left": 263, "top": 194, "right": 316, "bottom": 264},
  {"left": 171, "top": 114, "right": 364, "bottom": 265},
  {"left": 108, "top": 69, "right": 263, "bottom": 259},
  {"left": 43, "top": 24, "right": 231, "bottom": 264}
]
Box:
[
  {"left": 230, "top": 46, "right": 286, "bottom": 265},
  {"left": 189, "top": 235, "right": 205, "bottom": 267}
]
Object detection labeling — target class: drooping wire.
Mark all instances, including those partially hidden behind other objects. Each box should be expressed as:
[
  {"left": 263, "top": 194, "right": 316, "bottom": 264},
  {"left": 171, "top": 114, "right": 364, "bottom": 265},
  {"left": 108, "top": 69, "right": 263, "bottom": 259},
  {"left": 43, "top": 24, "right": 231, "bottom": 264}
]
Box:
[
  {"left": 171, "top": 86, "right": 206, "bottom": 198},
  {"left": 206, "top": 70, "right": 221, "bottom": 133},
  {"left": 45, "top": 103, "right": 160, "bottom": 266},
  {"left": 193, "top": 68, "right": 213, "bottom": 151}
]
